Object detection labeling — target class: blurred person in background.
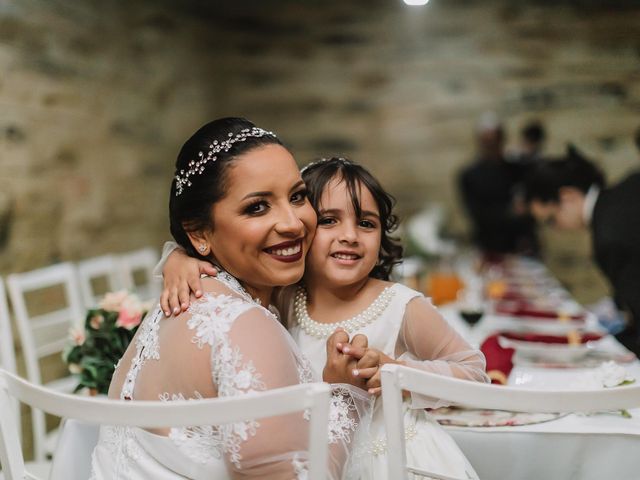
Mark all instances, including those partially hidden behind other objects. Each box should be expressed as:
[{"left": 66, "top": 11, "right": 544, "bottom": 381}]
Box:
[
  {"left": 509, "top": 119, "right": 547, "bottom": 166},
  {"left": 524, "top": 144, "right": 640, "bottom": 356},
  {"left": 458, "top": 112, "right": 539, "bottom": 257}
]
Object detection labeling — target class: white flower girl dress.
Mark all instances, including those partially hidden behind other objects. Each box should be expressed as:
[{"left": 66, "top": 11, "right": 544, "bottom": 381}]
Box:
[{"left": 289, "top": 282, "right": 489, "bottom": 480}]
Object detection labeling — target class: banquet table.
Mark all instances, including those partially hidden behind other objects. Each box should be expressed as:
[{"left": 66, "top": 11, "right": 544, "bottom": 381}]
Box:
[{"left": 436, "top": 303, "right": 640, "bottom": 480}]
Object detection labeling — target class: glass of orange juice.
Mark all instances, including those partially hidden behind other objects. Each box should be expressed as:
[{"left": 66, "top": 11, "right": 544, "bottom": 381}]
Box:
[{"left": 426, "top": 271, "right": 464, "bottom": 306}]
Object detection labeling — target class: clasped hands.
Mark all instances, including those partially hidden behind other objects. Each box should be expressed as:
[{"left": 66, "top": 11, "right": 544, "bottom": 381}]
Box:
[{"left": 323, "top": 329, "right": 399, "bottom": 395}]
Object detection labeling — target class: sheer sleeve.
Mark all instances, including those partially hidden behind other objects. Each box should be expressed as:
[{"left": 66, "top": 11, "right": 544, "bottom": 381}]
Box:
[
  {"left": 152, "top": 241, "right": 182, "bottom": 277},
  {"left": 191, "top": 292, "right": 372, "bottom": 479},
  {"left": 395, "top": 296, "right": 490, "bottom": 409}
]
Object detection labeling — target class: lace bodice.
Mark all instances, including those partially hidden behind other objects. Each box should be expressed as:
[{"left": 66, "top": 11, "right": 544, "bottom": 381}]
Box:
[{"left": 91, "top": 272, "right": 371, "bottom": 480}]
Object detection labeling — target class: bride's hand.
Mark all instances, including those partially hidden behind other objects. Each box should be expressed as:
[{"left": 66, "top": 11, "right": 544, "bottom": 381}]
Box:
[{"left": 160, "top": 249, "right": 218, "bottom": 316}]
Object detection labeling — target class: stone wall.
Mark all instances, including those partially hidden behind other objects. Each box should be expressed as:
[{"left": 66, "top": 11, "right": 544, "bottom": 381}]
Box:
[{"left": 1, "top": 0, "right": 639, "bottom": 295}]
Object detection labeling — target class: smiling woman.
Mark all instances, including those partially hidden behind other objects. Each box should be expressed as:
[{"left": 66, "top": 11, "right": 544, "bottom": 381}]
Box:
[
  {"left": 88, "top": 118, "right": 375, "bottom": 480},
  {"left": 185, "top": 142, "right": 316, "bottom": 304}
]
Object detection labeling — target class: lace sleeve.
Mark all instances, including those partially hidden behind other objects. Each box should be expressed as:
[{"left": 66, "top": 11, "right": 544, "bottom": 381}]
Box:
[
  {"left": 395, "top": 296, "right": 490, "bottom": 409},
  {"left": 191, "top": 292, "right": 371, "bottom": 479}
]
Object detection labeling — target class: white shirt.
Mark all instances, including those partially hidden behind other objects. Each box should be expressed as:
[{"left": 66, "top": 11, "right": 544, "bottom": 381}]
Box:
[{"left": 582, "top": 184, "right": 600, "bottom": 226}]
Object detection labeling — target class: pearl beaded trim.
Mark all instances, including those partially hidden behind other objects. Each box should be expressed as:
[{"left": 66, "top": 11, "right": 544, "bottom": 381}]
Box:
[
  {"left": 367, "top": 425, "right": 417, "bottom": 456},
  {"left": 294, "top": 285, "right": 395, "bottom": 339}
]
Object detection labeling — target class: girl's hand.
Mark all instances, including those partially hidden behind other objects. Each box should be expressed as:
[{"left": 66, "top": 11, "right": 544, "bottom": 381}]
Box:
[
  {"left": 339, "top": 345, "right": 403, "bottom": 395},
  {"left": 160, "top": 249, "right": 218, "bottom": 316},
  {"left": 323, "top": 331, "right": 372, "bottom": 390},
  {"left": 337, "top": 336, "right": 380, "bottom": 384}
]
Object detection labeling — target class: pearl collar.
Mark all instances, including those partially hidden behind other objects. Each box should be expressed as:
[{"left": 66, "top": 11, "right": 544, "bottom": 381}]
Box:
[{"left": 294, "top": 285, "right": 395, "bottom": 339}]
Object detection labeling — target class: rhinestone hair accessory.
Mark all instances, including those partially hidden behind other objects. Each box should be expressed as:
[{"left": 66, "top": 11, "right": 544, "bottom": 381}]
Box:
[
  {"left": 174, "top": 127, "right": 277, "bottom": 196},
  {"left": 300, "top": 156, "right": 352, "bottom": 174}
]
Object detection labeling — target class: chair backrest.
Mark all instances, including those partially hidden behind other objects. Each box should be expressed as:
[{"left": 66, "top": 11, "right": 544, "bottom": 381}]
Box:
[
  {"left": 0, "top": 278, "right": 16, "bottom": 375},
  {"left": 76, "top": 255, "right": 124, "bottom": 308},
  {"left": 6, "top": 263, "right": 85, "bottom": 461},
  {"left": 0, "top": 278, "right": 21, "bottom": 446},
  {"left": 380, "top": 364, "right": 640, "bottom": 480},
  {"left": 118, "top": 247, "right": 160, "bottom": 301},
  {"left": 0, "top": 369, "right": 331, "bottom": 480}
]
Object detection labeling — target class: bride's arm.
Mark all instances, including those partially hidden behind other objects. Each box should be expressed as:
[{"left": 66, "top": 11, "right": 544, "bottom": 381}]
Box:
[{"left": 215, "top": 307, "right": 372, "bottom": 479}]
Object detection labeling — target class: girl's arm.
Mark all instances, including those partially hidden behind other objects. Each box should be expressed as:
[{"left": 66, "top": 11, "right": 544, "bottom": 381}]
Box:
[
  {"left": 392, "top": 296, "right": 490, "bottom": 408},
  {"left": 155, "top": 241, "right": 218, "bottom": 316}
]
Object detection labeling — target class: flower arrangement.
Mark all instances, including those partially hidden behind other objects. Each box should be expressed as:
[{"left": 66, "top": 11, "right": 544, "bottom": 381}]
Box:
[
  {"left": 63, "top": 291, "right": 151, "bottom": 394},
  {"left": 571, "top": 360, "right": 636, "bottom": 418}
]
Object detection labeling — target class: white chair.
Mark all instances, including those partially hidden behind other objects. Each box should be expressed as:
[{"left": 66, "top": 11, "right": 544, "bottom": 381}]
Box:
[
  {"left": 6, "top": 263, "right": 85, "bottom": 462},
  {"left": 118, "top": 247, "right": 161, "bottom": 301},
  {"left": 0, "top": 369, "right": 331, "bottom": 480},
  {"left": 0, "top": 279, "right": 18, "bottom": 438},
  {"left": 76, "top": 255, "right": 124, "bottom": 308},
  {"left": 380, "top": 364, "right": 640, "bottom": 480},
  {"left": 0, "top": 279, "right": 51, "bottom": 479},
  {"left": 0, "top": 279, "right": 16, "bottom": 377}
]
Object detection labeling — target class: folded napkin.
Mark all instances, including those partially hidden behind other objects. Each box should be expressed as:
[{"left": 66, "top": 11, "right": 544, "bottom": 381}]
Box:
[
  {"left": 480, "top": 334, "right": 515, "bottom": 385},
  {"left": 495, "top": 301, "right": 585, "bottom": 321},
  {"left": 500, "top": 331, "right": 603, "bottom": 345}
]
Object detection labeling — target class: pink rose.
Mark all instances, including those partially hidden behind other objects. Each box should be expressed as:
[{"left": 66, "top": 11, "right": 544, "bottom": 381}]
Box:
[
  {"left": 116, "top": 309, "right": 142, "bottom": 330},
  {"left": 89, "top": 314, "right": 104, "bottom": 330},
  {"left": 99, "top": 290, "right": 130, "bottom": 312},
  {"left": 69, "top": 327, "right": 86, "bottom": 346},
  {"left": 116, "top": 296, "right": 144, "bottom": 330}
]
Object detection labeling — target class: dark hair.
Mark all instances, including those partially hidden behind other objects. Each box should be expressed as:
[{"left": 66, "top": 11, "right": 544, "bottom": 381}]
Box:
[
  {"left": 169, "top": 117, "right": 283, "bottom": 259},
  {"left": 301, "top": 157, "right": 403, "bottom": 280},
  {"left": 522, "top": 120, "right": 546, "bottom": 145},
  {"left": 524, "top": 144, "right": 606, "bottom": 204}
]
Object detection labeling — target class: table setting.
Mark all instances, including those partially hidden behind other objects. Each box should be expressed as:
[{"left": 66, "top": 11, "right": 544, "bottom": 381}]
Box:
[{"left": 423, "top": 254, "right": 640, "bottom": 480}]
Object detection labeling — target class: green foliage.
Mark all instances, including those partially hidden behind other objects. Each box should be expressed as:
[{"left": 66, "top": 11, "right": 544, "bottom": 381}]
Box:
[{"left": 63, "top": 304, "right": 145, "bottom": 394}]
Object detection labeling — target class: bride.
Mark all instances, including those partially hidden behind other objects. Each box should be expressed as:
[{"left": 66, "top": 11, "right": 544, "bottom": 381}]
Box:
[{"left": 89, "top": 118, "right": 374, "bottom": 479}]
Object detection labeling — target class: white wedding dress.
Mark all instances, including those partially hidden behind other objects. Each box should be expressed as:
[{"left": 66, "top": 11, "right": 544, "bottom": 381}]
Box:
[
  {"left": 89, "top": 272, "right": 373, "bottom": 480},
  {"left": 289, "top": 283, "right": 489, "bottom": 480}
]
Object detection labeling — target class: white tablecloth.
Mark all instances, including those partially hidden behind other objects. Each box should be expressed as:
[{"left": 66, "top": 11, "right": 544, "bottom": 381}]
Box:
[{"left": 437, "top": 305, "right": 640, "bottom": 480}]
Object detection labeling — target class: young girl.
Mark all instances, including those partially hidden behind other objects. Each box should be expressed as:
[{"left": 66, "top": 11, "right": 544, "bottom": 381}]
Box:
[{"left": 161, "top": 157, "right": 489, "bottom": 479}]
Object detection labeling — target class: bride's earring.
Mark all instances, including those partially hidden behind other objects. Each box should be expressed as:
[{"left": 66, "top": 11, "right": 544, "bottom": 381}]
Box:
[{"left": 198, "top": 244, "right": 207, "bottom": 254}]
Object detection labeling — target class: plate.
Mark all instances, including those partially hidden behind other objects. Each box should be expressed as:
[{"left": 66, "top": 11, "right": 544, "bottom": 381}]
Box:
[
  {"left": 498, "top": 332, "right": 605, "bottom": 362},
  {"left": 432, "top": 407, "right": 565, "bottom": 427}
]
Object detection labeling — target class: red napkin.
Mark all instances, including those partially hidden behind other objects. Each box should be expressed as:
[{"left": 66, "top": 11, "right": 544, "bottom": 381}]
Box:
[
  {"left": 500, "top": 290, "right": 528, "bottom": 301},
  {"left": 500, "top": 331, "right": 603, "bottom": 344},
  {"left": 480, "top": 334, "right": 515, "bottom": 385}
]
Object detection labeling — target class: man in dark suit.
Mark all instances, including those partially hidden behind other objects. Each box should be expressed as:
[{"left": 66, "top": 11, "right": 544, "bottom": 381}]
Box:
[
  {"left": 525, "top": 147, "right": 640, "bottom": 355},
  {"left": 458, "top": 115, "right": 539, "bottom": 256}
]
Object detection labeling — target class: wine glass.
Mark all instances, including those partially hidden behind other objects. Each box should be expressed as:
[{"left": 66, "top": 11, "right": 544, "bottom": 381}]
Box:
[{"left": 457, "top": 283, "right": 485, "bottom": 327}]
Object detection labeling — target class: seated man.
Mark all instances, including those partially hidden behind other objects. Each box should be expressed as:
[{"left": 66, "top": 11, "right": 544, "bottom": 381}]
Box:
[{"left": 524, "top": 145, "right": 640, "bottom": 355}]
